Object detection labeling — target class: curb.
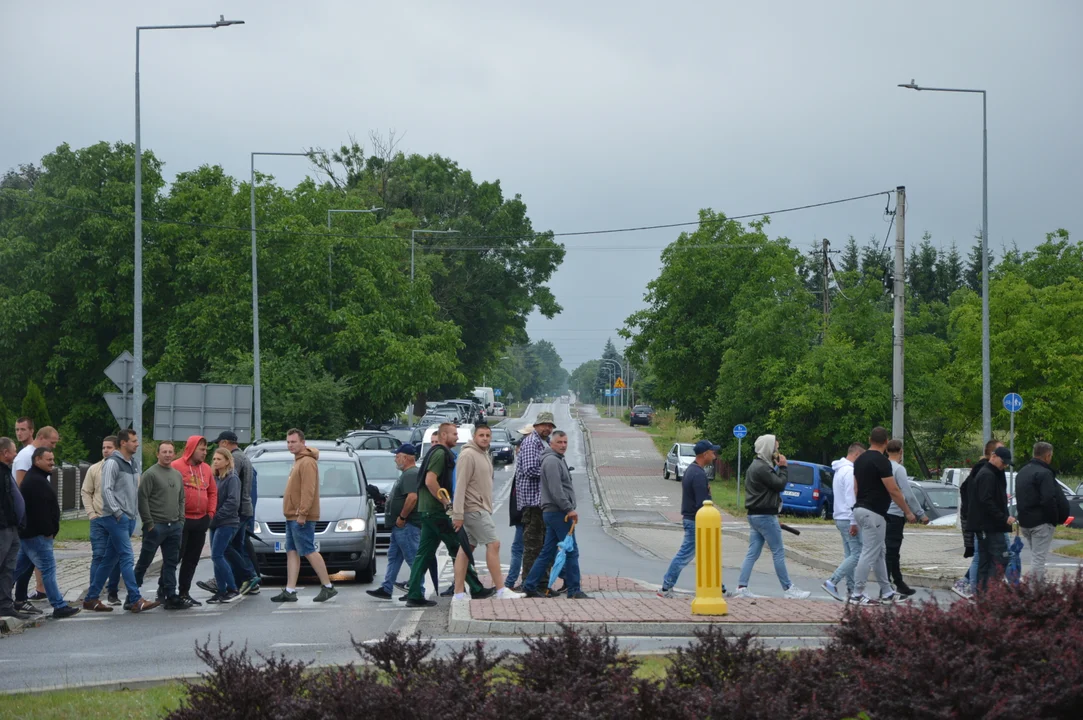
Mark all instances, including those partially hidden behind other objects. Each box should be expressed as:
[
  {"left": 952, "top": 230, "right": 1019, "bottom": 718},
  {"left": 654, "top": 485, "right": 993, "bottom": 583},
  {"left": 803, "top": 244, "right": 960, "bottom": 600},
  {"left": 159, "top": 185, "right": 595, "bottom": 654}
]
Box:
[
  {"left": 0, "top": 673, "right": 204, "bottom": 696},
  {"left": 447, "top": 597, "right": 836, "bottom": 638}
]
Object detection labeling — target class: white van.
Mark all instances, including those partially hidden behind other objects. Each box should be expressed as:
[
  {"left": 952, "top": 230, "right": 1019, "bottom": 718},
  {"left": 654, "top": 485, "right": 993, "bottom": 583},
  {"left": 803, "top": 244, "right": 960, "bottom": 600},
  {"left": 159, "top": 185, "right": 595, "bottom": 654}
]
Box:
[
  {"left": 420, "top": 423, "right": 475, "bottom": 460},
  {"left": 473, "top": 387, "right": 495, "bottom": 412}
]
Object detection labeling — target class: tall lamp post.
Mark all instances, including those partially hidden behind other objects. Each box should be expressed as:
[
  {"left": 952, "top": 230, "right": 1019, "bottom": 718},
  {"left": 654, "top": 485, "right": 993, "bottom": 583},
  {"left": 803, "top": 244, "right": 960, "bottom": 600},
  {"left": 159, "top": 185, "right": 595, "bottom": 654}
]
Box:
[
  {"left": 133, "top": 15, "right": 243, "bottom": 438},
  {"left": 898, "top": 79, "right": 991, "bottom": 443},
  {"left": 411, "top": 229, "right": 459, "bottom": 281},
  {"left": 250, "top": 151, "right": 310, "bottom": 440},
  {"left": 326, "top": 207, "right": 382, "bottom": 310},
  {"left": 599, "top": 358, "right": 624, "bottom": 418}
]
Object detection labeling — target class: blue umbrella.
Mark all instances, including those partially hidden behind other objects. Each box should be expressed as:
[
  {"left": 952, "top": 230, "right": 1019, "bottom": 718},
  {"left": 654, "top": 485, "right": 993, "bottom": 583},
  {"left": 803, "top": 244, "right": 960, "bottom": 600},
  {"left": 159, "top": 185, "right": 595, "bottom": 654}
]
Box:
[
  {"left": 548, "top": 517, "right": 577, "bottom": 594},
  {"left": 1005, "top": 531, "right": 1024, "bottom": 586}
]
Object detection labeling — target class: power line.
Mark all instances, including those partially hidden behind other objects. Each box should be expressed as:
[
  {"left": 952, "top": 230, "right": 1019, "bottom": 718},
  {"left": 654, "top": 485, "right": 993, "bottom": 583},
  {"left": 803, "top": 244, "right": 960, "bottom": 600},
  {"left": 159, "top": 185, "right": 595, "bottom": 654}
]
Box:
[{"left": 0, "top": 187, "right": 894, "bottom": 247}]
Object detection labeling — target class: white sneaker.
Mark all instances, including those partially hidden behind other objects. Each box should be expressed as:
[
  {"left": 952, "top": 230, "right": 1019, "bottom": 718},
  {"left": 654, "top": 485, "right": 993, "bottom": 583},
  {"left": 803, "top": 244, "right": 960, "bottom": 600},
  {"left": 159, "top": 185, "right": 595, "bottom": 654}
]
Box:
[
  {"left": 496, "top": 587, "right": 525, "bottom": 600},
  {"left": 729, "top": 586, "right": 755, "bottom": 599},
  {"left": 784, "top": 585, "right": 812, "bottom": 600},
  {"left": 452, "top": 592, "right": 469, "bottom": 602},
  {"left": 821, "top": 580, "right": 843, "bottom": 602}
]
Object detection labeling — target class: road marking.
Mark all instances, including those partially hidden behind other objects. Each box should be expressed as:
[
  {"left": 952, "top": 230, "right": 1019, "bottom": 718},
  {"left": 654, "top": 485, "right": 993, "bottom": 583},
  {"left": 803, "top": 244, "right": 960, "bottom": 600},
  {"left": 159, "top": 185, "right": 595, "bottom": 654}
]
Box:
[
  {"left": 272, "top": 609, "right": 331, "bottom": 614},
  {"left": 67, "top": 616, "right": 112, "bottom": 621},
  {"left": 270, "top": 642, "right": 329, "bottom": 648}
]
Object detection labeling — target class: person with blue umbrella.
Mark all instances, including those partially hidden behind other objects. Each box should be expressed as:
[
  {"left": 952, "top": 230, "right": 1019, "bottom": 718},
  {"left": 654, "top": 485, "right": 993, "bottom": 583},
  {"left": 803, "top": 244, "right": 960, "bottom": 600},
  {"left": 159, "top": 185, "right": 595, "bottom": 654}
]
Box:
[{"left": 522, "top": 430, "right": 588, "bottom": 599}]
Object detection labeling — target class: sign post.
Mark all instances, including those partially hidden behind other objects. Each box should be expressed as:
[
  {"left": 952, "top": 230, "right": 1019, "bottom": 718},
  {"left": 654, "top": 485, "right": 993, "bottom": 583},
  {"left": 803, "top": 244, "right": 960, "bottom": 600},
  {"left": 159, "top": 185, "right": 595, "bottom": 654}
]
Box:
[
  {"left": 733, "top": 424, "right": 748, "bottom": 504},
  {"left": 1003, "top": 393, "right": 1023, "bottom": 473}
]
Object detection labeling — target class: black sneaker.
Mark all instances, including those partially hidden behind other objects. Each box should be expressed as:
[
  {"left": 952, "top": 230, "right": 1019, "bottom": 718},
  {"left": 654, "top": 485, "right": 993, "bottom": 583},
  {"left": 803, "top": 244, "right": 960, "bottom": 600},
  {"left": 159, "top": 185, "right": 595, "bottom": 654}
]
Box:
[
  {"left": 896, "top": 584, "right": 917, "bottom": 597},
  {"left": 163, "top": 596, "right": 189, "bottom": 610},
  {"left": 394, "top": 581, "right": 409, "bottom": 591},
  {"left": 196, "top": 579, "right": 218, "bottom": 594},
  {"left": 567, "top": 591, "right": 592, "bottom": 600},
  {"left": 1, "top": 608, "right": 30, "bottom": 620},
  {"left": 181, "top": 594, "right": 202, "bottom": 607},
  {"left": 28, "top": 591, "right": 47, "bottom": 601},
  {"left": 439, "top": 587, "right": 454, "bottom": 597},
  {"left": 206, "top": 593, "right": 229, "bottom": 605},
  {"left": 471, "top": 586, "right": 497, "bottom": 600},
  {"left": 366, "top": 588, "right": 394, "bottom": 600},
  {"left": 405, "top": 598, "right": 438, "bottom": 608},
  {"left": 398, "top": 595, "right": 409, "bottom": 602},
  {"left": 15, "top": 601, "right": 43, "bottom": 615},
  {"left": 106, "top": 592, "right": 121, "bottom": 606},
  {"left": 52, "top": 605, "right": 81, "bottom": 619},
  {"left": 523, "top": 589, "right": 547, "bottom": 599},
  {"left": 270, "top": 589, "right": 298, "bottom": 603},
  {"left": 122, "top": 599, "right": 133, "bottom": 611}
]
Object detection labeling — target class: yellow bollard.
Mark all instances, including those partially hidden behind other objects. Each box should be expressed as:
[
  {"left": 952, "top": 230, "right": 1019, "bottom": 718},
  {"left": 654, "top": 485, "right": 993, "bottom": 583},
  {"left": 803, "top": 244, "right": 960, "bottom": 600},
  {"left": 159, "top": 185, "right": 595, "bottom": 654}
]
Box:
[{"left": 691, "top": 500, "right": 728, "bottom": 615}]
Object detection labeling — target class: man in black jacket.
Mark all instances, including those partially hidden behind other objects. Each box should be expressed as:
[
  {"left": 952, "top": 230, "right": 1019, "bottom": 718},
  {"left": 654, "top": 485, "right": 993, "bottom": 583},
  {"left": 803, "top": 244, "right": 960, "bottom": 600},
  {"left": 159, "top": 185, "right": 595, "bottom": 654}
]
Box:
[
  {"left": 968, "top": 446, "right": 1015, "bottom": 593},
  {"left": 11, "top": 448, "right": 80, "bottom": 618},
  {"left": 1015, "top": 442, "right": 1069, "bottom": 582},
  {"left": 953, "top": 439, "right": 1003, "bottom": 599},
  {"left": 0, "top": 437, "right": 28, "bottom": 620}
]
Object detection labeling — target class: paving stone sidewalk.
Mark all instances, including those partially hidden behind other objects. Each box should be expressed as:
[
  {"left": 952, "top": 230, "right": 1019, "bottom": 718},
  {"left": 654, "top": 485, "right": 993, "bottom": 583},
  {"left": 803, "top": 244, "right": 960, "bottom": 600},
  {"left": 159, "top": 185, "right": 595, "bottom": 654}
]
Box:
[{"left": 452, "top": 574, "right": 845, "bottom": 636}]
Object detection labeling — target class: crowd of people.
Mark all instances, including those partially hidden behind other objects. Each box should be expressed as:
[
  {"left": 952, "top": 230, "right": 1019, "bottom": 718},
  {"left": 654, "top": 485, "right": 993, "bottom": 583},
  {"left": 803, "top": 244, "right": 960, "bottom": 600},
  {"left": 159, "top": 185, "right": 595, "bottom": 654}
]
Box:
[{"left": 658, "top": 426, "right": 1073, "bottom": 604}]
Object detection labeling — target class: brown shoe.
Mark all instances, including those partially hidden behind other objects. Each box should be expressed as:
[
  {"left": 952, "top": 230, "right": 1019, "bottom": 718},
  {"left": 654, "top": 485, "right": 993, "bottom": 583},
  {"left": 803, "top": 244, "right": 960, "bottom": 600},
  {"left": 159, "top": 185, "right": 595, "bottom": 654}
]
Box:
[
  {"left": 129, "top": 598, "right": 160, "bottom": 613},
  {"left": 82, "top": 599, "right": 113, "bottom": 612}
]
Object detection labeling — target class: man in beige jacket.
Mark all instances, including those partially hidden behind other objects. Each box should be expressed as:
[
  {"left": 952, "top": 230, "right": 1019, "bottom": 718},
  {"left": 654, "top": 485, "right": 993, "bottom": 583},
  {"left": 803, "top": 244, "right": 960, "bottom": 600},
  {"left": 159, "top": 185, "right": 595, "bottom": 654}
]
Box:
[
  {"left": 271, "top": 428, "right": 336, "bottom": 604},
  {"left": 452, "top": 424, "right": 524, "bottom": 600},
  {"left": 81, "top": 436, "right": 125, "bottom": 603}
]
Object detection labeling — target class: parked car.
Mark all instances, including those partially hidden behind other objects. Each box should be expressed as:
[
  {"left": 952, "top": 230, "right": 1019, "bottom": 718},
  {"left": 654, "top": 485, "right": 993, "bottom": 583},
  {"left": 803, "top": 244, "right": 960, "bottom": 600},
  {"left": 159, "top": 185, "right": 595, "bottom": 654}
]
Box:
[
  {"left": 780, "top": 461, "right": 834, "bottom": 519},
  {"left": 909, "top": 480, "right": 959, "bottom": 522},
  {"left": 356, "top": 449, "right": 401, "bottom": 553},
  {"left": 434, "top": 404, "right": 468, "bottom": 424},
  {"left": 244, "top": 439, "right": 347, "bottom": 457},
  {"left": 490, "top": 428, "right": 515, "bottom": 465},
  {"left": 490, "top": 402, "right": 507, "bottom": 417},
  {"left": 419, "top": 424, "right": 475, "bottom": 459},
  {"left": 341, "top": 430, "right": 399, "bottom": 451},
  {"left": 663, "top": 443, "right": 715, "bottom": 482},
  {"left": 446, "top": 399, "right": 483, "bottom": 424},
  {"left": 249, "top": 445, "right": 378, "bottom": 582},
  {"left": 629, "top": 405, "right": 654, "bottom": 427},
  {"left": 417, "top": 413, "right": 455, "bottom": 427},
  {"left": 385, "top": 425, "right": 413, "bottom": 446}
]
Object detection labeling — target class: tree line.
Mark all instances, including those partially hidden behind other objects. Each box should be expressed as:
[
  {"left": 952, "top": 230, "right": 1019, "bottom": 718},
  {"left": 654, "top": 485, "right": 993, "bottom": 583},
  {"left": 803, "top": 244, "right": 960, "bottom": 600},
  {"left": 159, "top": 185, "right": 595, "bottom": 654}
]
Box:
[
  {"left": 621, "top": 208, "right": 1083, "bottom": 474},
  {"left": 0, "top": 137, "right": 564, "bottom": 459}
]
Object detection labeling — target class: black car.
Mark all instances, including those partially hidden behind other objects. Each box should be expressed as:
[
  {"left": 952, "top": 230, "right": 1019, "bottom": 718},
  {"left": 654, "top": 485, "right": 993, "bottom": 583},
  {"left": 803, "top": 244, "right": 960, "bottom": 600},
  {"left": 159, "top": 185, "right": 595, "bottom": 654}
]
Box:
[
  {"left": 630, "top": 405, "right": 654, "bottom": 427},
  {"left": 489, "top": 428, "right": 515, "bottom": 465}
]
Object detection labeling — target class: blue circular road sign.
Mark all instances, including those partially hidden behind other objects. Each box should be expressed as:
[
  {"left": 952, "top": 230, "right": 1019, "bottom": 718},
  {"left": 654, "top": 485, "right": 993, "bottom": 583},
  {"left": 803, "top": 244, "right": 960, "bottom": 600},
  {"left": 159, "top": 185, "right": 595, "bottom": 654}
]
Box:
[
  {"left": 733, "top": 424, "right": 748, "bottom": 439},
  {"left": 1003, "top": 393, "right": 1023, "bottom": 413}
]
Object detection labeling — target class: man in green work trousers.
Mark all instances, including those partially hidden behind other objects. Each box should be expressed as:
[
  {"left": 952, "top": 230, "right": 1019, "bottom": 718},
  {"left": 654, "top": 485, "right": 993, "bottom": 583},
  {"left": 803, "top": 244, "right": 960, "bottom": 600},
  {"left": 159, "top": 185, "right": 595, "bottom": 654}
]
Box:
[{"left": 404, "top": 423, "right": 496, "bottom": 607}]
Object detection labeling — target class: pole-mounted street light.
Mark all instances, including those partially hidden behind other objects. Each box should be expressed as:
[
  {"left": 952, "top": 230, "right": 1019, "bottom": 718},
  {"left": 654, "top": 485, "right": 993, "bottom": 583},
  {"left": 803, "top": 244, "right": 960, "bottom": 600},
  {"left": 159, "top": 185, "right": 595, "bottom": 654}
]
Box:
[
  {"left": 132, "top": 15, "right": 243, "bottom": 438},
  {"left": 898, "top": 79, "right": 990, "bottom": 442}
]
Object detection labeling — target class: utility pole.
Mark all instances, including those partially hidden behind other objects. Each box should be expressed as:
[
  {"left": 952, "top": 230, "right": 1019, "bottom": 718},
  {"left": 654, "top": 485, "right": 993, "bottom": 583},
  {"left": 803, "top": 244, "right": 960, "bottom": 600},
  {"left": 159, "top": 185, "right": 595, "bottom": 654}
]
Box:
[
  {"left": 821, "top": 238, "right": 831, "bottom": 338},
  {"left": 892, "top": 186, "right": 906, "bottom": 439}
]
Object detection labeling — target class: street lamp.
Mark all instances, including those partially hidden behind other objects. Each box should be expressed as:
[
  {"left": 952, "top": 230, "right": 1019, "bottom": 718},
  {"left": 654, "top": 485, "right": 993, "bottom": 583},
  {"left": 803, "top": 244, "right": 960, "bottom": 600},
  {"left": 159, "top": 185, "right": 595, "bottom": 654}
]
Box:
[
  {"left": 898, "top": 79, "right": 991, "bottom": 442},
  {"left": 411, "top": 229, "right": 459, "bottom": 281},
  {"left": 132, "top": 15, "right": 243, "bottom": 438},
  {"left": 326, "top": 207, "right": 382, "bottom": 310},
  {"left": 250, "top": 151, "right": 310, "bottom": 440},
  {"left": 599, "top": 358, "right": 624, "bottom": 417}
]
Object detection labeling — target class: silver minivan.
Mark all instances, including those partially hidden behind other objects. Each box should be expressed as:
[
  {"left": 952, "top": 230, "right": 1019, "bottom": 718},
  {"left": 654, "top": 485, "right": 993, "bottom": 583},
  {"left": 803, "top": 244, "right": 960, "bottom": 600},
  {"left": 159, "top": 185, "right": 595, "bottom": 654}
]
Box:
[{"left": 247, "top": 443, "right": 378, "bottom": 583}]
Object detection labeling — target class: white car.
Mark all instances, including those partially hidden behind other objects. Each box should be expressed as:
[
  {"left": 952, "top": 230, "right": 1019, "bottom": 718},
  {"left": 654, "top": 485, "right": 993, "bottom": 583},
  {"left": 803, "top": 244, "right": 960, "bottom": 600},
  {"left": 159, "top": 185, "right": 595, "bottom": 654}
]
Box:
[
  {"left": 663, "top": 443, "right": 715, "bottom": 482},
  {"left": 490, "top": 402, "right": 507, "bottom": 417}
]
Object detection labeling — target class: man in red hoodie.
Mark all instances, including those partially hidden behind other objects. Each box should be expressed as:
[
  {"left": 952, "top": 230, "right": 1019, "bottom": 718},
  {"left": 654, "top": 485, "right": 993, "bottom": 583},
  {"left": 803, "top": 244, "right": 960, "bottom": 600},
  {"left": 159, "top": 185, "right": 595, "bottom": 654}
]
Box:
[{"left": 171, "top": 436, "right": 216, "bottom": 607}]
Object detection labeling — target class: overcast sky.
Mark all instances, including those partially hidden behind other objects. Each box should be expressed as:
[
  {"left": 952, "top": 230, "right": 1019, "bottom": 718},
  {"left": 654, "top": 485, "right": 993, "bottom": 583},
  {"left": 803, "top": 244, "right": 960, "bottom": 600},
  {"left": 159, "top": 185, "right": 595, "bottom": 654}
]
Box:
[{"left": 3, "top": 1, "right": 1080, "bottom": 372}]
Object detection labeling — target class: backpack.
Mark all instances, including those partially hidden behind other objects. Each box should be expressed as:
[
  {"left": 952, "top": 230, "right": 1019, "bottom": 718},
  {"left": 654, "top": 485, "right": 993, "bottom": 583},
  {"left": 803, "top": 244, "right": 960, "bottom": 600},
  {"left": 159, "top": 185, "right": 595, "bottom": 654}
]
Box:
[{"left": 417, "top": 444, "right": 456, "bottom": 498}]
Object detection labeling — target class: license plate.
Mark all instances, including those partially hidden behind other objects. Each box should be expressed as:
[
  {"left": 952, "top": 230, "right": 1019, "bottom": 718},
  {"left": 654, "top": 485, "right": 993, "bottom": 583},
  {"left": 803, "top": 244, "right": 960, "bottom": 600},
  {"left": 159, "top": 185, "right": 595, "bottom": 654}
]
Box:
[
  {"left": 781, "top": 490, "right": 801, "bottom": 497},
  {"left": 274, "top": 541, "right": 320, "bottom": 553}
]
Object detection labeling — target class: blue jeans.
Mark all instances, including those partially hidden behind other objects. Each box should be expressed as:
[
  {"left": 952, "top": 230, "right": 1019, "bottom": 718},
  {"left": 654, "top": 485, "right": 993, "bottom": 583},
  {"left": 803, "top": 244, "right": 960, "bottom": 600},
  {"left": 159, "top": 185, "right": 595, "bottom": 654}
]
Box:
[
  {"left": 738, "top": 514, "right": 792, "bottom": 589},
  {"left": 228, "top": 516, "right": 258, "bottom": 584},
  {"left": 523, "top": 512, "right": 581, "bottom": 595},
  {"left": 967, "top": 540, "right": 980, "bottom": 590},
  {"left": 662, "top": 519, "right": 696, "bottom": 590},
  {"left": 89, "top": 516, "right": 133, "bottom": 594},
  {"left": 210, "top": 525, "right": 242, "bottom": 592},
  {"left": 14, "top": 536, "right": 69, "bottom": 610},
  {"left": 505, "top": 524, "right": 524, "bottom": 588},
  {"left": 380, "top": 523, "right": 420, "bottom": 594},
  {"left": 976, "top": 530, "right": 1008, "bottom": 593},
  {"left": 829, "top": 519, "right": 863, "bottom": 592},
  {"left": 87, "top": 515, "right": 141, "bottom": 603}
]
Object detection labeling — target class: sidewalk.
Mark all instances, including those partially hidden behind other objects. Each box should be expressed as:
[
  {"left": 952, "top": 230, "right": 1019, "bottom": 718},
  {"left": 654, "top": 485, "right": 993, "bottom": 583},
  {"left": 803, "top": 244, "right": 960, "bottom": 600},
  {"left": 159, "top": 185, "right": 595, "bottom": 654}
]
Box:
[
  {"left": 1, "top": 538, "right": 208, "bottom": 636},
  {"left": 449, "top": 574, "right": 844, "bottom": 637}
]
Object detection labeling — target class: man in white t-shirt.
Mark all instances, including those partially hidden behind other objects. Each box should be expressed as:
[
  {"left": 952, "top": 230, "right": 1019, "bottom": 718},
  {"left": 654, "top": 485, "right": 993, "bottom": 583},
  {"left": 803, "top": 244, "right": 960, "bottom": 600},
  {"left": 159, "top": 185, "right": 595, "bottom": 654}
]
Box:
[
  {"left": 13, "top": 426, "right": 59, "bottom": 601},
  {"left": 821, "top": 442, "right": 865, "bottom": 601}
]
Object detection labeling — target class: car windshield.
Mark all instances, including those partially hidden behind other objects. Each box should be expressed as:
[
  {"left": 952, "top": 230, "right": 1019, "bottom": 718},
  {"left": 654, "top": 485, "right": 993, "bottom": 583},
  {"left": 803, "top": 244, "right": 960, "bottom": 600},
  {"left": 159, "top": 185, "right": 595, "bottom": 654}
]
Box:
[
  {"left": 252, "top": 458, "right": 362, "bottom": 497},
  {"left": 678, "top": 444, "right": 696, "bottom": 457},
  {"left": 491, "top": 429, "right": 510, "bottom": 442},
  {"left": 922, "top": 487, "right": 958, "bottom": 509},
  {"left": 634, "top": 406, "right": 651, "bottom": 412},
  {"left": 787, "top": 465, "right": 814, "bottom": 485},
  {"left": 359, "top": 455, "right": 399, "bottom": 482},
  {"left": 388, "top": 428, "right": 412, "bottom": 444}
]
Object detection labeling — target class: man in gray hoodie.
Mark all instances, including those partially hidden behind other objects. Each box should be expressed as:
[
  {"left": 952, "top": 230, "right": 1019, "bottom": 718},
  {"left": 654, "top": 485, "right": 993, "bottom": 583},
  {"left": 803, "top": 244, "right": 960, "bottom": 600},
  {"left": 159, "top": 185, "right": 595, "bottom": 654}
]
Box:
[
  {"left": 522, "top": 431, "right": 589, "bottom": 599},
  {"left": 82, "top": 429, "right": 160, "bottom": 613}
]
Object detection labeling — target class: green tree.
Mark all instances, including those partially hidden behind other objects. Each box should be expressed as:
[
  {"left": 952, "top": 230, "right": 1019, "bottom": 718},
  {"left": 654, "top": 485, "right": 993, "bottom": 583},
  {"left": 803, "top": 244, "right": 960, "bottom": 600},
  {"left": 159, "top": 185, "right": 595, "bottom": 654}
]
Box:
[
  {"left": 0, "top": 396, "right": 14, "bottom": 438},
  {"left": 20, "top": 381, "right": 52, "bottom": 430},
  {"left": 964, "top": 239, "right": 992, "bottom": 292},
  {"left": 840, "top": 236, "right": 860, "bottom": 273},
  {"left": 570, "top": 360, "right": 602, "bottom": 402}
]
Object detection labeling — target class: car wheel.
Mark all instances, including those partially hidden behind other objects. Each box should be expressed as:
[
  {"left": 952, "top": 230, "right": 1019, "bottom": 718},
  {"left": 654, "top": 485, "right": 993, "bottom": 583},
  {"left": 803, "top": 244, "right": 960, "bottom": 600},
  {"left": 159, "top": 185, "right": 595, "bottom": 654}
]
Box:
[
  {"left": 820, "top": 502, "right": 832, "bottom": 521},
  {"left": 356, "top": 538, "right": 377, "bottom": 584},
  {"left": 675, "top": 468, "right": 681, "bottom": 483},
  {"left": 663, "top": 463, "right": 670, "bottom": 480}
]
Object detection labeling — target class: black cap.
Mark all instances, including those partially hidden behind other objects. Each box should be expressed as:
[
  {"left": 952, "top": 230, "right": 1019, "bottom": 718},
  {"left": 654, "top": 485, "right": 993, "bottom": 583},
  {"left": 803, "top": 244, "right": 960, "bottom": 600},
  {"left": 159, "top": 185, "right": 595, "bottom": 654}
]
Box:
[
  {"left": 994, "top": 446, "right": 1012, "bottom": 464},
  {"left": 213, "top": 430, "right": 239, "bottom": 444}
]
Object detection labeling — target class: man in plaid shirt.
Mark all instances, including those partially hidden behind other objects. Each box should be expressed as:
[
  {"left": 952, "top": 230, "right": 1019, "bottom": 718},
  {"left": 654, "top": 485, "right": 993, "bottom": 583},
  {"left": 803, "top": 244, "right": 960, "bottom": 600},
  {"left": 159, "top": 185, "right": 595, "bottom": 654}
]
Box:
[{"left": 514, "top": 412, "right": 556, "bottom": 593}]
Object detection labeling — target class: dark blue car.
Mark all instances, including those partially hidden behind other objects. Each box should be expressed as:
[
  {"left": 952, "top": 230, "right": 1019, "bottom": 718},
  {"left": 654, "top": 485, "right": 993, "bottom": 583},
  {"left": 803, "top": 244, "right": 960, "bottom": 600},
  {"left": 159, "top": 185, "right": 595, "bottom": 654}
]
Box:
[{"left": 780, "top": 460, "right": 834, "bottom": 519}]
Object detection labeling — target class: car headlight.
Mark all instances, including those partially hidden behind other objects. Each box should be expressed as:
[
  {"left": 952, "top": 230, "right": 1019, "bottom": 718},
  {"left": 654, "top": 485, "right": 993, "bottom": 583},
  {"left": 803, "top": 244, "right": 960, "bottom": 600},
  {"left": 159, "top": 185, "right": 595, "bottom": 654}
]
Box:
[
  {"left": 253, "top": 523, "right": 261, "bottom": 534},
  {"left": 335, "top": 518, "right": 367, "bottom": 533}
]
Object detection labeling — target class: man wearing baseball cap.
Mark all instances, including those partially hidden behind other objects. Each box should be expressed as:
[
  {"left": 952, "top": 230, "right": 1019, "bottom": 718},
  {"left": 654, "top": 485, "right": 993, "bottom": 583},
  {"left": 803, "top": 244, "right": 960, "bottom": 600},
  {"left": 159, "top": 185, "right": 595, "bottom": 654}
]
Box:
[
  {"left": 968, "top": 445, "right": 1015, "bottom": 593},
  {"left": 658, "top": 440, "right": 719, "bottom": 598},
  {"left": 368, "top": 444, "right": 435, "bottom": 600},
  {"left": 513, "top": 411, "right": 556, "bottom": 594}
]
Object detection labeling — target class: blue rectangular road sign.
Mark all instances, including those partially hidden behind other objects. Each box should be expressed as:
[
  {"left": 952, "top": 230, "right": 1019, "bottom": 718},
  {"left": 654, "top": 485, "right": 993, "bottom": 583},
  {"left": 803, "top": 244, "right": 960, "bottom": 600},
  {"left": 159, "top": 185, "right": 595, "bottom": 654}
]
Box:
[{"left": 494, "top": 388, "right": 502, "bottom": 397}]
